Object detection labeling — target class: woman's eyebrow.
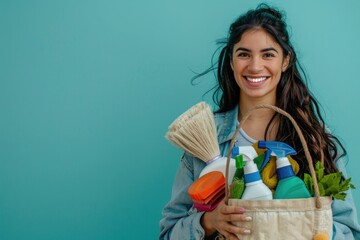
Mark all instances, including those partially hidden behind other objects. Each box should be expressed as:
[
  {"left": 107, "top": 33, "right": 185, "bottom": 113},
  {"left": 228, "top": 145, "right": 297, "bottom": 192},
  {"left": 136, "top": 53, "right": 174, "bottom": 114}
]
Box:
[
  {"left": 261, "top": 47, "right": 278, "bottom": 53},
  {"left": 234, "top": 47, "right": 278, "bottom": 53},
  {"left": 235, "top": 47, "right": 250, "bottom": 53}
]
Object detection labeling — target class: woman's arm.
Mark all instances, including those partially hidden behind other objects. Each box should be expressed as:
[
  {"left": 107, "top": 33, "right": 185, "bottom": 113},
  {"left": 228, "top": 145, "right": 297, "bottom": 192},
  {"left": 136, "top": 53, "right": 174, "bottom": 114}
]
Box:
[
  {"left": 159, "top": 154, "right": 206, "bottom": 240},
  {"left": 332, "top": 157, "right": 360, "bottom": 240}
]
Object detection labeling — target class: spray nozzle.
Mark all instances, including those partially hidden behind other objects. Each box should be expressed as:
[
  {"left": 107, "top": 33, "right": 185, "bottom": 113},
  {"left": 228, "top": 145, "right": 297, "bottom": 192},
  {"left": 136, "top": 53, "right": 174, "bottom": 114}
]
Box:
[
  {"left": 231, "top": 146, "right": 260, "bottom": 182},
  {"left": 258, "top": 141, "right": 296, "bottom": 158},
  {"left": 232, "top": 146, "right": 257, "bottom": 162},
  {"left": 259, "top": 150, "right": 271, "bottom": 171}
]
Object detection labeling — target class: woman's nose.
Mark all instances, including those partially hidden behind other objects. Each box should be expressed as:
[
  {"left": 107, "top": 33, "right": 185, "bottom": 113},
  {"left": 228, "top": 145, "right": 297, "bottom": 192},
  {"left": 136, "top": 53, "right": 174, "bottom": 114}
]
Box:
[{"left": 248, "top": 57, "right": 263, "bottom": 72}]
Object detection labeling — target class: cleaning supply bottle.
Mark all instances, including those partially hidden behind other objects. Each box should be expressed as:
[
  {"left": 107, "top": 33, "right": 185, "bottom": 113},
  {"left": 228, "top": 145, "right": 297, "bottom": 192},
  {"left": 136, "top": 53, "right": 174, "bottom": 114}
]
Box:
[
  {"left": 258, "top": 141, "right": 311, "bottom": 199},
  {"left": 232, "top": 154, "right": 245, "bottom": 179},
  {"left": 232, "top": 146, "right": 273, "bottom": 200},
  {"left": 229, "top": 155, "right": 245, "bottom": 199},
  {"left": 199, "top": 156, "right": 236, "bottom": 185}
]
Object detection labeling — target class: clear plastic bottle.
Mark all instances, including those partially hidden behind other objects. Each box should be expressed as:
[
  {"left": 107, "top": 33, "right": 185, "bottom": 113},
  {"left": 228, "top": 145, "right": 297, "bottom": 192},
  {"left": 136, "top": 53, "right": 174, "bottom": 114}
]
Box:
[{"left": 233, "top": 146, "right": 273, "bottom": 200}]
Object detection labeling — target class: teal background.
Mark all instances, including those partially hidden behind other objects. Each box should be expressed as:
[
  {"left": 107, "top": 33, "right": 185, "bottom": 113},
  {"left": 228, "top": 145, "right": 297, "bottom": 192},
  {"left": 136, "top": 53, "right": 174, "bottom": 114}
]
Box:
[{"left": 1, "top": 0, "right": 359, "bottom": 239}]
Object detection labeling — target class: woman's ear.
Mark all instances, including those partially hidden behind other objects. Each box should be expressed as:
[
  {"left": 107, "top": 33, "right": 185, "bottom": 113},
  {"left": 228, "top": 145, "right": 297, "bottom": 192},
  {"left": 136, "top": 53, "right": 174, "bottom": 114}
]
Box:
[
  {"left": 282, "top": 54, "right": 290, "bottom": 72},
  {"left": 230, "top": 59, "right": 234, "bottom": 71}
]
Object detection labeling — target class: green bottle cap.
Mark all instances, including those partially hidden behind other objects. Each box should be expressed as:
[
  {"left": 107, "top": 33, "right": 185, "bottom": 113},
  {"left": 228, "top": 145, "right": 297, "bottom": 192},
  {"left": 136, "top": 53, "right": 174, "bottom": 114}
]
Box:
[{"left": 235, "top": 155, "right": 245, "bottom": 169}]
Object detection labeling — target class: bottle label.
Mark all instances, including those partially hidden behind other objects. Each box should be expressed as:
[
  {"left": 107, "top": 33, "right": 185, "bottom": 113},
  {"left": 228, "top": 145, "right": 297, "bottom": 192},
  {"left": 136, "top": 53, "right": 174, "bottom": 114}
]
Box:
[
  {"left": 277, "top": 165, "right": 295, "bottom": 179},
  {"left": 245, "top": 171, "right": 261, "bottom": 183}
]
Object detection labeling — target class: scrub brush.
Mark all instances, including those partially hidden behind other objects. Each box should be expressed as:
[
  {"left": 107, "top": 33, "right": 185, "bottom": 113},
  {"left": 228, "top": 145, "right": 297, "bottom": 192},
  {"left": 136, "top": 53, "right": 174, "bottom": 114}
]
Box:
[
  {"left": 166, "top": 102, "right": 220, "bottom": 163},
  {"left": 166, "top": 102, "right": 236, "bottom": 181}
]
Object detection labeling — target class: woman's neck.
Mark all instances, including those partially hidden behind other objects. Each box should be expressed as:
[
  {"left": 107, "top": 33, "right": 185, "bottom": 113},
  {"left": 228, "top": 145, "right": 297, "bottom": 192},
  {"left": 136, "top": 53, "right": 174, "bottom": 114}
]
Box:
[
  {"left": 238, "top": 96, "right": 278, "bottom": 141},
  {"left": 239, "top": 94, "right": 276, "bottom": 118}
]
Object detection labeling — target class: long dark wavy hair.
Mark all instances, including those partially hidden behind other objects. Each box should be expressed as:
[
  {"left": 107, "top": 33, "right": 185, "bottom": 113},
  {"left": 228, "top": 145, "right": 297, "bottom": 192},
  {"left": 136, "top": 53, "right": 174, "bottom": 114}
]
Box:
[{"left": 193, "top": 3, "right": 345, "bottom": 177}]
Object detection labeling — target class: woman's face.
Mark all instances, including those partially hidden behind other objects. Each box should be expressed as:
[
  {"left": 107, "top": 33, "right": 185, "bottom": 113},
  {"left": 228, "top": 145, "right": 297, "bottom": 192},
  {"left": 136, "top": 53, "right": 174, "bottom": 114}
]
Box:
[{"left": 231, "top": 28, "right": 289, "bottom": 103}]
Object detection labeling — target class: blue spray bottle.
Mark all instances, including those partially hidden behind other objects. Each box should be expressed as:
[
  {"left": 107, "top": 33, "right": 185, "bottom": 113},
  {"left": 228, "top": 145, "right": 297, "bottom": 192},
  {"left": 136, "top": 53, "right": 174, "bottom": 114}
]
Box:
[{"left": 258, "top": 141, "right": 311, "bottom": 199}]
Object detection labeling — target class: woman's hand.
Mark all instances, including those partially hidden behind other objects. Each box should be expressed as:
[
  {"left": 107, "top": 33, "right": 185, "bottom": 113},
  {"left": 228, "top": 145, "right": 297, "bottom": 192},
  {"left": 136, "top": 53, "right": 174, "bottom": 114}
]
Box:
[{"left": 200, "top": 200, "right": 252, "bottom": 240}]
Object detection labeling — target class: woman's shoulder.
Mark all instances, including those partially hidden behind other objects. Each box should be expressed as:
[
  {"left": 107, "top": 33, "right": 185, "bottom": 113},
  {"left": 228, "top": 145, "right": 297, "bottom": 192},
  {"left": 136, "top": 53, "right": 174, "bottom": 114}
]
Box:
[
  {"left": 181, "top": 152, "right": 207, "bottom": 179},
  {"left": 213, "top": 105, "right": 238, "bottom": 144}
]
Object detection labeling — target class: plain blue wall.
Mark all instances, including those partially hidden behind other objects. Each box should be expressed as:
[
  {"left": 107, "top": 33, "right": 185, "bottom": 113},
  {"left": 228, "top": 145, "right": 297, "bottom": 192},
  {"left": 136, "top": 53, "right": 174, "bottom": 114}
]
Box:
[{"left": 1, "top": 0, "right": 359, "bottom": 239}]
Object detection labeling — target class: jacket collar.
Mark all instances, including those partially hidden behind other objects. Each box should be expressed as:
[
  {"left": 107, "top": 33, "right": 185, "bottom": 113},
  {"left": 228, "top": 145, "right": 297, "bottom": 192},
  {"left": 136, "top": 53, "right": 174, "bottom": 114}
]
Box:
[{"left": 214, "top": 105, "right": 239, "bottom": 145}]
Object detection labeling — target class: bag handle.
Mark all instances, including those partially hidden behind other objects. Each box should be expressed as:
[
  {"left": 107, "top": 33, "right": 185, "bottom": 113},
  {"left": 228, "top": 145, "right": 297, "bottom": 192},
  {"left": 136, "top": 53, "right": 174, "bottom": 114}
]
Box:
[{"left": 225, "top": 104, "right": 322, "bottom": 208}]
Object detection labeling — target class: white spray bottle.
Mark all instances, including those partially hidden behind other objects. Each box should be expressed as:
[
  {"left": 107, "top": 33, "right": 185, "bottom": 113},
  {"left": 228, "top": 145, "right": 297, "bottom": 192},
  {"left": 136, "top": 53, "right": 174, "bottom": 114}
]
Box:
[
  {"left": 233, "top": 146, "right": 273, "bottom": 200},
  {"left": 199, "top": 156, "right": 236, "bottom": 185}
]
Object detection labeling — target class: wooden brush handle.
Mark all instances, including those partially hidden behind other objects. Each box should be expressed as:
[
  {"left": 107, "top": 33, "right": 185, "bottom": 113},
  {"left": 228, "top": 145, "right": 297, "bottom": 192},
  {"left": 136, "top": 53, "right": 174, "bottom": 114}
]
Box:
[{"left": 225, "top": 104, "right": 323, "bottom": 208}]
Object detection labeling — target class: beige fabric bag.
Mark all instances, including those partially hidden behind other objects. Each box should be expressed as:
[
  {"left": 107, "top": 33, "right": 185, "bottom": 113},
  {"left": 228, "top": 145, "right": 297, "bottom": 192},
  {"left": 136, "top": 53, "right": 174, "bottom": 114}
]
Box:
[
  {"left": 225, "top": 105, "right": 333, "bottom": 240},
  {"left": 229, "top": 197, "right": 332, "bottom": 239}
]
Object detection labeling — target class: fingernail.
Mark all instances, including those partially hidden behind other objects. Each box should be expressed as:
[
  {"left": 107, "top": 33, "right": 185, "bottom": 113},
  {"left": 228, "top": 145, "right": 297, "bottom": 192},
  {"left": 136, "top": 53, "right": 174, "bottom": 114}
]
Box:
[
  {"left": 238, "top": 207, "right": 246, "bottom": 212},
  {"left": 244, "top": 229, "right": 251, "bottom": 234},
  {"left": 245, "top": 216, "right": 252, "bottom": 221}
]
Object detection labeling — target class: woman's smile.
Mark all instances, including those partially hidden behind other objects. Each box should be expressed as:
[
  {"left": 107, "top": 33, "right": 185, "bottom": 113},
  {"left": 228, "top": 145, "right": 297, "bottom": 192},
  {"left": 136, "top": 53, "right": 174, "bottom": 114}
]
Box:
[{"left": 244, "top": 76, "right": 270, "bottom": 84}]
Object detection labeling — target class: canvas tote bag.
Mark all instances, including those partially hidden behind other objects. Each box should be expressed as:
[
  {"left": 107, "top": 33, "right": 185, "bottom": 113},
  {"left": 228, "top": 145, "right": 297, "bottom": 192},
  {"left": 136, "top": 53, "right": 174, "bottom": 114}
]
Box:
[{"left": 224, "top": 104, "right": 333, "bottom": 240}]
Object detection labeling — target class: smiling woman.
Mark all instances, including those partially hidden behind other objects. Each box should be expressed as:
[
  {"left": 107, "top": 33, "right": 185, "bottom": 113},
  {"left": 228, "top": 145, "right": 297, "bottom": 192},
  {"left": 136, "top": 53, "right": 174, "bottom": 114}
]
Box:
[
  {"left": 230, "top": 28, "right": 290, "bottom": 141},
  {"left": 159, "top": 3, "right": 360, "bottom": 240}
]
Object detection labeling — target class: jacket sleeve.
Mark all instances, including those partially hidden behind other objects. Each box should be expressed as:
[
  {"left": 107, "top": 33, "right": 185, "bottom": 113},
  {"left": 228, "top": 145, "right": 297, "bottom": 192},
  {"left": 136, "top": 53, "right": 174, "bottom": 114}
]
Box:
[
  {"left": 332, "top": 156, "right": 360, "bottom": 240},
  {"left": 159, "top": 153, "right": 206, "bottom": 240}
]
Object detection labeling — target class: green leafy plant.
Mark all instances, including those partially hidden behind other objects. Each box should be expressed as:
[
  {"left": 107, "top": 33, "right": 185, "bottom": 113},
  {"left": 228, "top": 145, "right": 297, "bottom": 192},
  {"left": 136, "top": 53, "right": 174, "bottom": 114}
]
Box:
[{"left": 304, "top": 161, "right": 355, "bottom": 200}]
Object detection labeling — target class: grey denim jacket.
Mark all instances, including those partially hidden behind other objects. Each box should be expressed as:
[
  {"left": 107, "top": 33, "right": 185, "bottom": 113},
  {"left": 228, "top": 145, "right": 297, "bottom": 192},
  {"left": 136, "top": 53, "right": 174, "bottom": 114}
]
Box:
[{"left": 159, "top": 106, "right": 360, "bottom": 240}]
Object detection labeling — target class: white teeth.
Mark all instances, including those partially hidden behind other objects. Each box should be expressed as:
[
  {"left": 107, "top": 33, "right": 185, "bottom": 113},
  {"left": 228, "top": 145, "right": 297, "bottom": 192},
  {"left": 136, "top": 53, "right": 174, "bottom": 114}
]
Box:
[{"left": 246, "top": 77, "right": 267, "bottom": 82}]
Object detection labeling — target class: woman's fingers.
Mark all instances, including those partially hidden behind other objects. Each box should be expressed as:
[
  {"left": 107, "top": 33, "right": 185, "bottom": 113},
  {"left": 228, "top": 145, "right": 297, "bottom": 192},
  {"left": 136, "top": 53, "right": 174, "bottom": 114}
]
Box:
[
  {"left": 205, "top": 200, "right": 252, "bottom": 237},
  {"left": 225, "top": 213, "right": 252, "bottom": 222},
  {"left": 226, "top": 222, "right": 251, "bottom": 235},
  {"left": 220, "top": 204, "right": 252, "bottom": 222},
  {"left": 218, "top": 222, "right": 251, "bottom": 240},
  {"left": 220, "top": 204, "right": 245, "bottom": 214}
]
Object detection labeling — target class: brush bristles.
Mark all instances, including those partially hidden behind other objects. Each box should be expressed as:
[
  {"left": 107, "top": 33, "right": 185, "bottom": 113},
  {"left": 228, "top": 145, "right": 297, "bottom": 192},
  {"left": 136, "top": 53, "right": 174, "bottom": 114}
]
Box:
[
  {"left": 167, "top": 101, "right": 207, "bottom": 132},
  {"left": 166, "top": 102, "right": 220, "bottom": 163}
]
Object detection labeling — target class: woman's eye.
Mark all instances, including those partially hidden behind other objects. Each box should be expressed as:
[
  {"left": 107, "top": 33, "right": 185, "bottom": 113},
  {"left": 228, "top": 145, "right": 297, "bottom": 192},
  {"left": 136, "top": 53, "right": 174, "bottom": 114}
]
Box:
[
  {"left": 237, "top": 52, "right": 249, "bottom": 58},
  {"left": 264, "top": 53, "right": 275, "bottom": 58}
]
